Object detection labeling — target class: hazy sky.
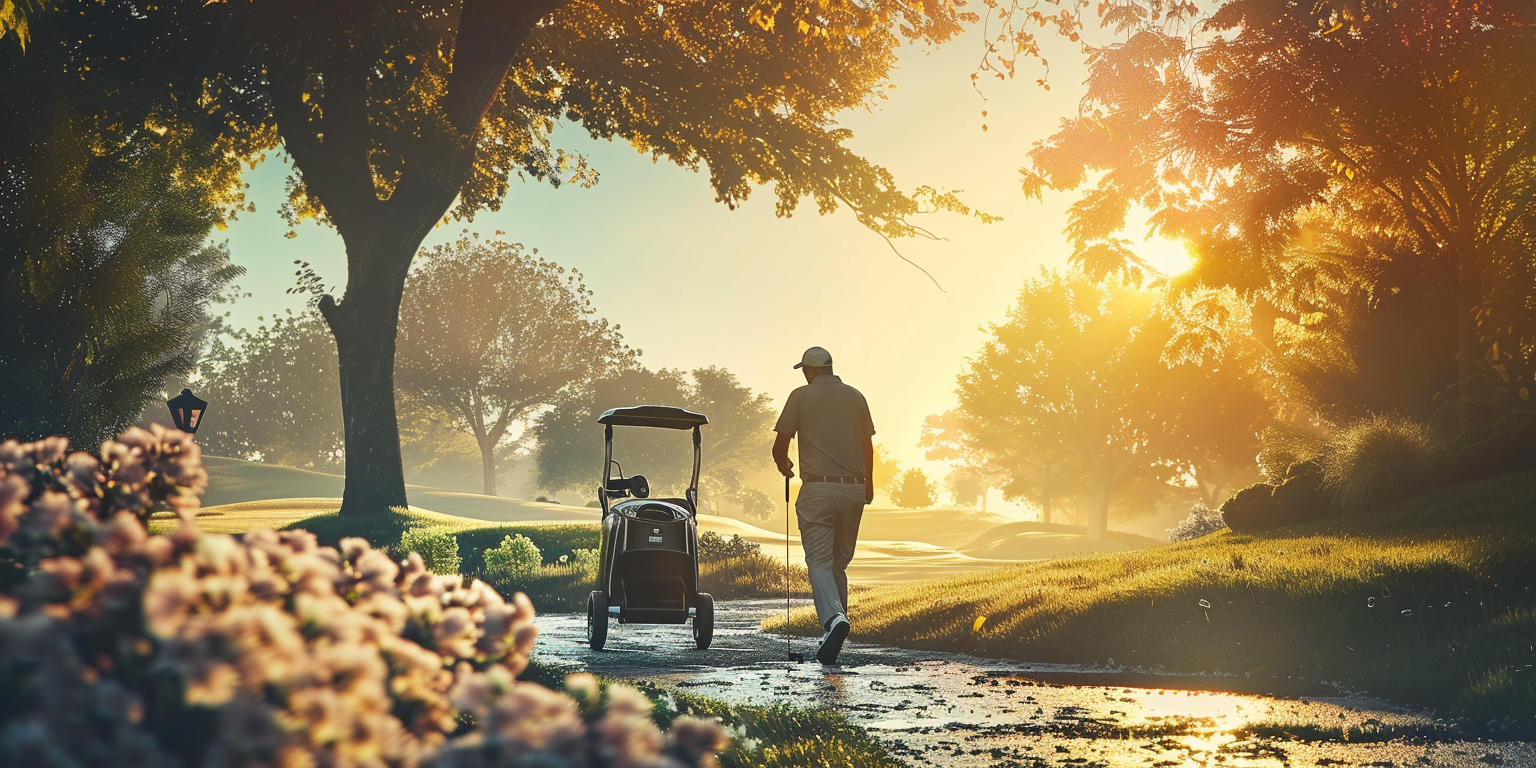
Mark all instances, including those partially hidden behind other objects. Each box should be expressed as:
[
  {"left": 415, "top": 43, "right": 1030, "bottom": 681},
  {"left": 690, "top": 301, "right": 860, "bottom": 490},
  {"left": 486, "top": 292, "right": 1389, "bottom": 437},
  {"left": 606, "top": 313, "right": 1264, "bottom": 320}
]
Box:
[{"left": 214, "top": 24, "right": 1188, "bottom": 484}]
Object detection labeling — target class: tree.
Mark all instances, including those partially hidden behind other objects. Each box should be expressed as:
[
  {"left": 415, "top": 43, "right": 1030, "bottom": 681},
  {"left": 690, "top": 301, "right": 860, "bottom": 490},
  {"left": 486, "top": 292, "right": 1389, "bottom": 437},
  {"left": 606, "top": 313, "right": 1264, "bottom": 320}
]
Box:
[
  {"left": 1020, "top": 0, "right": 1536, "bottom": 425},
  {"left": 944, "top": 465, "right": 987, "bottom": 508},
  {"left": 936, "top": 274, "right": 1277, "bottom": 531},
  {"left": 532, "top": 366, "right": 777, "bottom": 518},
  {"left": 945, "top": 272, "right": 1172, "bottom": 539},
  {"left": 871, "top": 443, "right": 904, "bottom": 503},
  {"left": 192, "top": 312, "right": 345, "bottom": 471},
  {"left": 1150, "top": 287, "right": 1279, "bottom": 506},
  {"left": 688, "top": 367, "right": 777, "bottom": 519},
  {"left": 396, "top": 235, "right": 631, "bottom": 495},
  {"left": 396, "top": 391, "right": 488, "bottom": 494},
  {"left": 0, "top": 26, "right": 242, "bottom": 445},
  {"left": 192, "top": 311, "right": 486, "bottom": 489},
  {"left": 33, "top": 0, "right": 991, "bottom": 518},
  {"left": 891, "top": 467, "right": 936, "bottom": 509}
]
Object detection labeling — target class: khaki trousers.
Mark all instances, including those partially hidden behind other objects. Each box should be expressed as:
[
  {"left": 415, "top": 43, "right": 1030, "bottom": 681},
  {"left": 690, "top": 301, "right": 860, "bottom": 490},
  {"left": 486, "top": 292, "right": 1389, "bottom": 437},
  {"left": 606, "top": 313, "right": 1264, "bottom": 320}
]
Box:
[{"left": 795, "top": 482, "right": 865, "bottom": 627}]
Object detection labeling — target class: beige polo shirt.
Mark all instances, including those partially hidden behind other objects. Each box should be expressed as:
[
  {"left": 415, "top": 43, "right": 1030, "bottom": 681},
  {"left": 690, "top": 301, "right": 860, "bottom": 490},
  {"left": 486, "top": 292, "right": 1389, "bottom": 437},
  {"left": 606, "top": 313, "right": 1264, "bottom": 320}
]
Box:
[{"left": 774, "top": 375, "right": 875, "bottom": 477}]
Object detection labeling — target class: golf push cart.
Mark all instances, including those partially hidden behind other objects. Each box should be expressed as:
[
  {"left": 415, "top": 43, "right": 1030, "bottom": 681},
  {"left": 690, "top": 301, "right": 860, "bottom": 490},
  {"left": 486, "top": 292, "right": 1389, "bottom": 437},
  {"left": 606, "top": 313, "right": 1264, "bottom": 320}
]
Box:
[{"left": 588, "top": 405, "right": 714, "bottom": 651}]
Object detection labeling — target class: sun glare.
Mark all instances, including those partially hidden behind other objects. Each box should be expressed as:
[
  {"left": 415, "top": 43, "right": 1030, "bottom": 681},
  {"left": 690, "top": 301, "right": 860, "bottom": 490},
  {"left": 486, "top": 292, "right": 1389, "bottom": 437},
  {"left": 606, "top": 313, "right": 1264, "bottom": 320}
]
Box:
[{"left": 1140, "top": 236, "right": 1196, "bottom": 278}]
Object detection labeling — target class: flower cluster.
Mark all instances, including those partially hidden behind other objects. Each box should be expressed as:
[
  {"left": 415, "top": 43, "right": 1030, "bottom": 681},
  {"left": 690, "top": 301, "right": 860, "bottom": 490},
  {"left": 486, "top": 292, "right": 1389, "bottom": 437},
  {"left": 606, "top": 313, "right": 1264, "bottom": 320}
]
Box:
[
  {"left": 0, "top": 429, "right": 724, "bottom": 767},
  {"left": 1167, "top": 502, "right": 1228, "bottom": 543}
]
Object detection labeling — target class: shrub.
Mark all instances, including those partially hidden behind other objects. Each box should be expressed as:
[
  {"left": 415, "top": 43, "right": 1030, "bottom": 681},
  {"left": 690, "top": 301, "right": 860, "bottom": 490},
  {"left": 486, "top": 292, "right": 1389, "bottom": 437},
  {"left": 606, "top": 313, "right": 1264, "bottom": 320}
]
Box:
[
  {"left": 1220, "top": 462, "right": 1330, "bottom": 534},
  {"left": 1256, "top": 426, "right": 1328, "bottom": 485},
  {"left": 1434, "top": 409, "right": 1536, "bottom": 485},
  {"left": 1270, "top": 460, "right": 1330, "bottom": 520},
  {"left": 700, "top": 553, "right": 811, "bottom": 599},
  {"left": 698, "top": 531, "right": 761, "bottom": 563},
  {"left": 1323, "top": 415, "right": 1436, "bottom": 515},
  {"left": 484, "top": 533, "right": 543, "bottom": 579},
  {"left": 1219, "top": 482, "right": 1279, "bottom": 533},
  {"left": 572, "top": 547, "right": 600, "bottom": 579},
  {"left": 399, "top": 526, "right": 462, "bottom": 575},
  {"left": 0, "top": 429, "right": 724, "bottom": 767},
  {"left": 1167, "top": 503, "right": 1227, "bottom": 542},
  {"left": 891, "top": 468, "right": 936, "bottom": 509}
]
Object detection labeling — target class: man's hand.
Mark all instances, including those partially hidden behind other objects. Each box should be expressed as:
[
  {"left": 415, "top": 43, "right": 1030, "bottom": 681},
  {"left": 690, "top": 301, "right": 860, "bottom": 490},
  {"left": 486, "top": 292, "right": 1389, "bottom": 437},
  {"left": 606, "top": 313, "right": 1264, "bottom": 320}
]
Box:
[
  {"left": 863, "top": 433, "right": 875, "bottom": 505},
  {"left": 772, "top": 432, "right": 794, "bottom": 478}
]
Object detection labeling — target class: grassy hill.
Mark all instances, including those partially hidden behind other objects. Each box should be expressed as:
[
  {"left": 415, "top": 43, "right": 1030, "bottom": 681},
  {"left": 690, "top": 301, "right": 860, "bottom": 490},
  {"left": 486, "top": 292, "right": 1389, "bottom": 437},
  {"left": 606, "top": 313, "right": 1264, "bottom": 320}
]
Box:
[
  {"left": 200, "top": 456, "right": 599, "bottom": 524},
  {"left": 192, "top": 457, "right": 1156, "bottom": 583},
  {"left": 765, "top": 470, "right": 1536, "bottom": 734},
  {"left": 956, "top": 520, "right": 1164, "bottom": 559}
]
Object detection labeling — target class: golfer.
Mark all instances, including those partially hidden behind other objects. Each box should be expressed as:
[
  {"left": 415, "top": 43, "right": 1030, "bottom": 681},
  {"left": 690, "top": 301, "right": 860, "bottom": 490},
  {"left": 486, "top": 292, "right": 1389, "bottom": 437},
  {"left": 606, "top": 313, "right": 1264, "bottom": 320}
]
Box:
[{"left": 772, "top": 346, "right": 875, "bottom": 665}]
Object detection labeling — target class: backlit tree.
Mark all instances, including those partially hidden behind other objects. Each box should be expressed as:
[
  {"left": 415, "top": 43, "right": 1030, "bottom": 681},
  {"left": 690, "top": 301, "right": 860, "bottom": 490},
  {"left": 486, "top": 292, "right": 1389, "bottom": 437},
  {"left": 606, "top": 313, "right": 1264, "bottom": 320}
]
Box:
[
  {"left": 947, "top": 272, "right": 1168, "bottom": 539},
  {"left": 891, "top": 467, "right": 936, "bottom": 509},
  {"left": 1019, "top": 0, "right": 1536, "bottom": 425},
  {"left": 396, "top": 235, "right": 631, "bottom": 496},
  {"left": 20, "top": 0, "right": 998, "bottom": 518}
]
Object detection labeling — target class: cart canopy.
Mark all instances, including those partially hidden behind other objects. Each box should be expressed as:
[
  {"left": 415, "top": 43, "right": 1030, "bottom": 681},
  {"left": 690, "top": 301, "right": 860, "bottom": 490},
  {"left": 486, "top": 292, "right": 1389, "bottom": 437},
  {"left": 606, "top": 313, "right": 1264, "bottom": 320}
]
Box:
[{"left": 597, "top": 405, "right": 709, "bottom": 430}]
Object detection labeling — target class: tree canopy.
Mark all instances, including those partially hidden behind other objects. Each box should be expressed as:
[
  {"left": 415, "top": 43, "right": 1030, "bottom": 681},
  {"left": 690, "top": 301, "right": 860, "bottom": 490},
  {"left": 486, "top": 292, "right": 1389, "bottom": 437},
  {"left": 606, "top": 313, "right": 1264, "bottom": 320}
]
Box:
[
  {"left": 14, "top": 0, "right": 1004, "bottom": 517},
  {"left": 1020, "top": 0, "right": 1536, "bottom": 425},
  {"left": 928, "top": 272, "right": 1272, "bottom": 536},
  {"left": 0, "top": 25, "right": 242, "bottom": 445}
]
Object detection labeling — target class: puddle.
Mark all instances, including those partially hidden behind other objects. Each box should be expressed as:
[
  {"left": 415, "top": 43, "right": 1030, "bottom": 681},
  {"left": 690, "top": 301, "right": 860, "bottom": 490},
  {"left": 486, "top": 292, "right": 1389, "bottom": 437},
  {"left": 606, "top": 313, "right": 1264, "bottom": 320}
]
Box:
[{"left": 533, "top": 599, "right": 1534, "bottom": 767}]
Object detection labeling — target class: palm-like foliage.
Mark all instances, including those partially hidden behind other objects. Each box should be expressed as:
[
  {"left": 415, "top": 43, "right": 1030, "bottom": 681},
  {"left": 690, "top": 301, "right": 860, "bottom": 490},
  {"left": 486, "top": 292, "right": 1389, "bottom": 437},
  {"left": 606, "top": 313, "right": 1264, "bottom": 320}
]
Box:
[{"left": 0, "top": 29, "right": 241, "bottom": 444}]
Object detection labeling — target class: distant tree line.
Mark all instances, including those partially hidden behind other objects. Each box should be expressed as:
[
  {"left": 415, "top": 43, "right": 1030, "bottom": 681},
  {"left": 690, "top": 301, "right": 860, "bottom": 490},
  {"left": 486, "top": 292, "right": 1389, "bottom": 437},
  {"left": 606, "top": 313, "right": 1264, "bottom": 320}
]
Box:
[{"left": 187, "top": 238, "right": 780, "bottom": 515}]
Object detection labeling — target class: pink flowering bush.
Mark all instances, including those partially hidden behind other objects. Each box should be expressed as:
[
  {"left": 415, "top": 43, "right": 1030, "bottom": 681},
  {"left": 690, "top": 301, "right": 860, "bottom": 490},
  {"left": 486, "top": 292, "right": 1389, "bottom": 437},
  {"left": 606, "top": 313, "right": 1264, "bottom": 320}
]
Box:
[{"left": 0, "top": 427, "right": 725, "bottom": 767}]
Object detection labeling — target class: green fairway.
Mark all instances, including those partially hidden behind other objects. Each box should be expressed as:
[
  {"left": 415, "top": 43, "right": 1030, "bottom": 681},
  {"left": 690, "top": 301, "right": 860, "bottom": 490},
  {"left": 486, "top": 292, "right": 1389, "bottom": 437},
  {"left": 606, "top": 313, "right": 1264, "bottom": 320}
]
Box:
[
  {"left": 190, "top": 456, "right": 1161, "bottom": 585},
  {"left": 199, "top": 456, "right": 600, "bottom": 524},
  {"left": 765, "top": 470, "right": 1536, "bottom": 732}
]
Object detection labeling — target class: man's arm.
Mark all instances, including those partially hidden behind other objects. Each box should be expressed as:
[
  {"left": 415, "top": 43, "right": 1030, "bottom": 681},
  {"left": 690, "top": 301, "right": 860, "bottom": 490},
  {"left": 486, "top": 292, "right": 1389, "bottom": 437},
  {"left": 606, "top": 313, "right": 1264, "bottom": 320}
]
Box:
[
  {"left": 773, "top": 432, "right": 794, "bottom": 478},
  {"left": 863, "top": 433, "right": 874, "bottom": 504}
]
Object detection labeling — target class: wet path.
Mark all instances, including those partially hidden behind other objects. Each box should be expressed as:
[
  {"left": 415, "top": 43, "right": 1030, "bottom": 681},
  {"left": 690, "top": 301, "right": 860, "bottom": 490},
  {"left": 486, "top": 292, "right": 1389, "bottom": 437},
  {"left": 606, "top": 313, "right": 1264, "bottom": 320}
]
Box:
[{"left": 533, "top": 599, "right": 1534, "bottom": 767}]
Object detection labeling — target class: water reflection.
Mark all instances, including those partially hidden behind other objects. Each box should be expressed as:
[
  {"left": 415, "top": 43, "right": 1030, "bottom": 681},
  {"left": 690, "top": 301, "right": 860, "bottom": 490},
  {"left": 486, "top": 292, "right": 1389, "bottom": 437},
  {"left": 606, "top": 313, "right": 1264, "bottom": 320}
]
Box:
[{"left": 534, "top": 599, "right": 1533, "bottom": 767}]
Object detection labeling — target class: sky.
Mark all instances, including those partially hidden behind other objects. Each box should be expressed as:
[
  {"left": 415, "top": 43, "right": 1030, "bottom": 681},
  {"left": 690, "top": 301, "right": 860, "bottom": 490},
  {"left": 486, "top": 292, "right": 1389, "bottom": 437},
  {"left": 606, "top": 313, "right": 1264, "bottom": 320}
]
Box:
[{"left": 213, "top": 23, "right": 1190, "bottom": 498}]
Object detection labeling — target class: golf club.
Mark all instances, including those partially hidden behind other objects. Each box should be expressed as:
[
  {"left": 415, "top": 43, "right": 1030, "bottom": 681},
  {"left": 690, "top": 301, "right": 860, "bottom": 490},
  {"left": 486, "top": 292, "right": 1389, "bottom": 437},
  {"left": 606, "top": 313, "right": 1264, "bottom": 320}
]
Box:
[{"left": 785, "top": 475, "right": 806, "bottom": 663}]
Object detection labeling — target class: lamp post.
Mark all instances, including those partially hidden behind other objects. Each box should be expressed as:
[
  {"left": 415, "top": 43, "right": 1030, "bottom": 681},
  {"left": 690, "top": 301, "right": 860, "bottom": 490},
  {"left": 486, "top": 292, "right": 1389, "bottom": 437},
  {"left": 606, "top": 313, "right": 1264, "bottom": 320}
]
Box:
[{"left": 166, "top": 388, "right": 209, "bottom": 435}]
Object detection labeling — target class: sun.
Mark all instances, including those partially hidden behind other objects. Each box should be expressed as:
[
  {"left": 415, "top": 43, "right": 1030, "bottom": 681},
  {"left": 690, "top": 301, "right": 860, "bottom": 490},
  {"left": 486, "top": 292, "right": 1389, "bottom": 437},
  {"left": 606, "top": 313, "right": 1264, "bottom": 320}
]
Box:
[{"left": 1138, "top": 235, "right": 1196, "bottom": 278}]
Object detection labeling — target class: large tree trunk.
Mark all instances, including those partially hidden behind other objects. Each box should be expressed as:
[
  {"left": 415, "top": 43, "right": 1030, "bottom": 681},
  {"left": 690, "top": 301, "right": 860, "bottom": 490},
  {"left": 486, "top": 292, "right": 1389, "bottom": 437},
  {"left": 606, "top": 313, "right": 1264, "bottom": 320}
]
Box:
[
  {"left": 476, "top": 434, "right": 498, "bottom": 496},
  {"left": 1086, "top": 479, "right": 1109, "bottom": 541},
  {"left": 268, "top": 0, "right": 569, "bottom": 519},
  {"left": 321, "top": 225, "right": 420, "bottom": 518},
  {"left": 1039, "top": 496, "right": 1052, "bottom": 524}
]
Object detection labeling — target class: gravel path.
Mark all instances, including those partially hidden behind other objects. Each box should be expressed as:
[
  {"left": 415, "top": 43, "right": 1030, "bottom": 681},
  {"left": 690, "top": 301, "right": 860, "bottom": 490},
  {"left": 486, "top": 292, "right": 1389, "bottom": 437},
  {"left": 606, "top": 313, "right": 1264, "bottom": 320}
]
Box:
[{"left": 532, "top": 599, "right": 1534, "bottom": 767}]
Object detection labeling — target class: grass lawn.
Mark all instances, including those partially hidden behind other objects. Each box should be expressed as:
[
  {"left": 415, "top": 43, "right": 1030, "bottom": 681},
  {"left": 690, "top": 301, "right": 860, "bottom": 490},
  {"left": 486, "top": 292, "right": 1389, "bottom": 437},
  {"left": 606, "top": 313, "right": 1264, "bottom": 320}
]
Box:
[
  {"left": 765, "top": 470, "right": 1536, "bottom": 734},
  {"left": 191, "top": 457, "right": 1164, "bottom": 585},
  {"left": 161, "top": 501, "right": 812, "bottom": 613}
]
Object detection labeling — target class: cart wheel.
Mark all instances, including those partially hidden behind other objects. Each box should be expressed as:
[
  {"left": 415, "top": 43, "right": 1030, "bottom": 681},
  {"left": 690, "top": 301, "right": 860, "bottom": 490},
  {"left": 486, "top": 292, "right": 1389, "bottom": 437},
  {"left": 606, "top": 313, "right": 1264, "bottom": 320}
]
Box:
[
  {"left": 588, "top": 591, "right": 608, "bottom": 651},
  {"left": 693, "top": 593, "right": 714, "bottom": 650}
]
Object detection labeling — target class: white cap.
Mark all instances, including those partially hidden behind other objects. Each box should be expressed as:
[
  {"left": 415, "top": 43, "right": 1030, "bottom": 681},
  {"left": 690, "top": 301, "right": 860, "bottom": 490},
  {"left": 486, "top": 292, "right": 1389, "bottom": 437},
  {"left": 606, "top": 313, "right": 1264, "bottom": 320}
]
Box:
[{"left": 793, "top": 346, "right": 833, "bottom": 369}]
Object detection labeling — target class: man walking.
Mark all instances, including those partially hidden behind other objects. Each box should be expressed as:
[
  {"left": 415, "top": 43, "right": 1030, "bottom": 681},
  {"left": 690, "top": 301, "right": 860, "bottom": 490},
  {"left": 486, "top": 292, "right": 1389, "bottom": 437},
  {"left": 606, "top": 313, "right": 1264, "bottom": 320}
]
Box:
[{"left": 772, "top": 346, "right": 875, "bottom": 665}]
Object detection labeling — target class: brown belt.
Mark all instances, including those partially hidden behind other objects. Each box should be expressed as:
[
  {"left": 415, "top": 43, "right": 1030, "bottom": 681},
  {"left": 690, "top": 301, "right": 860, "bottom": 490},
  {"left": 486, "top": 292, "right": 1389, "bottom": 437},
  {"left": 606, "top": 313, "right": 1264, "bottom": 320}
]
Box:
[{"left": 802, "top": 474, "right": 866, "bottom": 485}]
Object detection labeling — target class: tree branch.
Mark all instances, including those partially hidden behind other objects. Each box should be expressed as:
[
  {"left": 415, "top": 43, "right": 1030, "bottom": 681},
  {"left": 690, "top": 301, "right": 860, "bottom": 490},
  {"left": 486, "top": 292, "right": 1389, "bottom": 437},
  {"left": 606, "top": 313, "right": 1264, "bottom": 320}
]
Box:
[
  {"left": 445, "top": 0, "right": 566, "bottom": 138},
  {"left": 268, "top": 64, "right": 381, "bottom": 234}
]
